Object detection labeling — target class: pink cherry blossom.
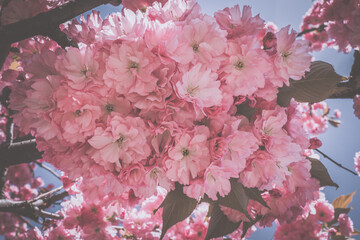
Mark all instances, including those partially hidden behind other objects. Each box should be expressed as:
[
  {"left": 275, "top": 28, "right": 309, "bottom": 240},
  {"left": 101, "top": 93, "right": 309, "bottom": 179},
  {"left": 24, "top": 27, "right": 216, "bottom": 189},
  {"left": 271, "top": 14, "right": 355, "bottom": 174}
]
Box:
[
  {"left": 176, "top": 64, "right": 222, "bottom": 111},
  {"left": 313, "top": 200, "right": 334, "bottom": 222},
  {"left": 214, "top": 5, "right": 265, "bottom": 39},
  {"left": 338, "top": 213, "right": 354, "bottom": 237},
  {"left": 104, "top": 40, "right": 160, "bottom": 96},
  {"left": 88, "top": 114, "right": 151, "bottom": 171},
  {"left": 354, "top": 151, "right": 360, "bottom": 175},
  {"left": 221, "top": 36, "right": 272, "bottom": 96},
  {"left": 353, "top": 95, "right": 360, "bottom": 119},
  {"left": 274, "top": 25, "right": 311, "bottom": 85},
  {"left": 165, "top": 127, "right": 210, "bottom": 185}
]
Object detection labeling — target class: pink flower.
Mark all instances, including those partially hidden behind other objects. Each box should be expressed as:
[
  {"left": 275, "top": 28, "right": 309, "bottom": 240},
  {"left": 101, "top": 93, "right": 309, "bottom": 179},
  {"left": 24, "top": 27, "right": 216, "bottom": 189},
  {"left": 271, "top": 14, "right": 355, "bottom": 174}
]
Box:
[
  {"left": 56, "top": 47, "right": 101, "bottom": 90},
  {"left": 165, "top": 127, "right": 211, "bottom": 185},
  {"left": 88, "top": 114, "right": 151, "bottom": 171},
  {"left": 204, "top": 163, "right": 237, "bottom": 200},
  {"left": 6, "top": 164, "right": 33, "bottom": 187},
  {"left": 314, "top": 201, "right": 334, "bottom": 222},
  {"left": 176, "top": 64, "right": 222, "bottom": 111},
  {"left": 179, "top": 15, "right": 227, "bottom": 69},
  {"left": 338, "top": 214, "right": 354, "bottom": 237},
  {"left": 122, "top": 0, "right": 168, "bottom": 12},
  {"left": 263, "top": 31, "right": 277, "bottom": 56},
  {"left": 101, "top": 10, "right": 148, "bottom": 42},
  {"left": 309, "top": 137, "right": 322, "bottom": 149},
  {"left": 240, "top": 150, "right": 286, "bottom": 190},
  {"left": 209, "top": 137, "right": 228, "bottom": 161},
  {"left": 53, "top": 90, "right": 102, "bottom": 144},
  {"left": 46, "top": 225, "right": 73, "bottom": 240},
  {"left": 120, "top": 163, "right": 146, "bottom": 187},
  {"left": 224, "top": 130, "right": 259, "bottom": 173},
  {"left": 62, "top": 11, "right": 103, "bottom": 45},
  {"left": 214, "top": 5, "right": 265, "bottom": 39},
  {"left": 274, "top": 25, "right": 311, "bottom": 85},
  {"left": 221, "top": 37, "right": 272, "bottom": 96},
  {"left": 354, "top": 151, "right": 360, "bottom": 175},
  {"left": 104, "top": 41, "right": 161, "bottom": 96},
  {"left": 353, "top": 95, "right": 360, "bottom": 119}
]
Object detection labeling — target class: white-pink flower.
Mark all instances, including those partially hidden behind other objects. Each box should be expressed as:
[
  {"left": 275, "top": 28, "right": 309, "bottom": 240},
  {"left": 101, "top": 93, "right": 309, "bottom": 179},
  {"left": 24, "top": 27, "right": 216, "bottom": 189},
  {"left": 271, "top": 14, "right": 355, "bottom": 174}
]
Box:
[
  {"left": 56, "top": 47, "right": 100, "bottom": 90},
  {"left": 88, "top": 114, "right": 151, "bottom": 171},
  {"left": 354, "top": 151, "right": 360, "bottom": 176},
  {"left": 221, "top": 37, "right": 272, "bottom": 96},
  {"left": 104, "top": 41, "right": 160, "bottom": 96},
  {"left": 176, "top": 64, "right": 222, "bottom": 111},
  {"left": 165, "top": 128, "right": 211, "bottom": 185},
  {"left": 274, "top": 25, "right": 312, "bottom": 85}
]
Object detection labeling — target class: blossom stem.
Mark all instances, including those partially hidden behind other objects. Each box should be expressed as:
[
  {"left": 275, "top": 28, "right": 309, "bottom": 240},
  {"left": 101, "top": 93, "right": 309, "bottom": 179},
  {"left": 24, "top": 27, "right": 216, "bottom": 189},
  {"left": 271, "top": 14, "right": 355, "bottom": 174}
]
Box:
[
  {"left": 0, "top": 187, "right": 68, "bottom": 220},
  {"left": 315, "top": 149, "right": 357, "bottom": 176},
  {"left": 296, "top": 24, "right": 327, "bottom": 37}
]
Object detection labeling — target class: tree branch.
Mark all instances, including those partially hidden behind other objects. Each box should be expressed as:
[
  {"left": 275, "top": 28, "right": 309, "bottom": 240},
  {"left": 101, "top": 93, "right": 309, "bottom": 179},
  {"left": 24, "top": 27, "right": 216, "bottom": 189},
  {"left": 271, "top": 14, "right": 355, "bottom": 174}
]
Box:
[
  {"left": 315, "top": 149, "right": 358, "bottom": 176},
  {"left": 297, "top": 24, "right": 327, "bottom": 37},
  {"left": 0, "top": 187, "right": 69, "bottom": 221},
  {"left": 0, "top": 139, "right": 43, "bottom": 168},
  {"left": 0, "top": 0, "right": 122, "bottom": 70}
]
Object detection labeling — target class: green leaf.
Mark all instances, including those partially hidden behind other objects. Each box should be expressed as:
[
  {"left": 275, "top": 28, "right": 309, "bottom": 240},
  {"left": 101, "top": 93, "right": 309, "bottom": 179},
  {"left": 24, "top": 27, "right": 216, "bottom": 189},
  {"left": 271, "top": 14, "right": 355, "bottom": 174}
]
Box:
[
  {"left": 156, "top": 183, "right": 198, "bottom": 240},
  {"left": 204, "top": 204, "right": 242, "bottom": 240},
  {"left": 244, "top": 187, "right": 270, "bottom": 209},
  {"left": 308, "top": 157, "right": 339, "bottom": 188},
  {"left": 277, "top": 61, "right": 342, "bottom": 106},
  {"left": 216, "top": 179, "right": 251, "bottom": 220}
]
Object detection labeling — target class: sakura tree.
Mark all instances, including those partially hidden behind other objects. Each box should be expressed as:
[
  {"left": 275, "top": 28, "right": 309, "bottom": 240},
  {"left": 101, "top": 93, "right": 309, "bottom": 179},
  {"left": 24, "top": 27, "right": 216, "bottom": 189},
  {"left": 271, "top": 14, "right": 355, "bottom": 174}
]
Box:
[{"left": 0, "top": 0, "right": 359, "bottom": 239}]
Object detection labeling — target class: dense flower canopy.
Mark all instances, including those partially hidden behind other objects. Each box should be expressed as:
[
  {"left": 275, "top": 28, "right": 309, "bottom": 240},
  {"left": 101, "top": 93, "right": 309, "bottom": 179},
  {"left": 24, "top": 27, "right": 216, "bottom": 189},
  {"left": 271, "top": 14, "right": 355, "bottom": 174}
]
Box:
[{"left": 0, "top": 0, "right": 359, "bottom": 239}]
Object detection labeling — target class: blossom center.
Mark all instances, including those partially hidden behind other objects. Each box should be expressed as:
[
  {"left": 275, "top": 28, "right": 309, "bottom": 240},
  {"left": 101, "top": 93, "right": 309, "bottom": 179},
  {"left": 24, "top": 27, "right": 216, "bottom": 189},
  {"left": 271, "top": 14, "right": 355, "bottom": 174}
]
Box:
[
  {"left": 80, "top": 65, "right": 94, "bottom": 79},
  {"left": 116, "top": 134, "right": 126, "bottom": 145},
  {"left": 192, "top": 43, "right": 200, "bottom": 53},
  {"left": 105, "top": 104, "right": 115, "bottom": 113},
  {"left": 75, "top": 109, "right": 85, "bottom": 116},
  {"left": 234, "top": 60, "right": 244, "bottom": 70},
  {"left": 186, "top": 85, "right": 199, "bottom": 97},
  {"left": 128, "top": 61, "right": 139, "bottom": 70},
  {"left": 281, "top": 51, "right": 292, "bottom": 60},
  {"left": 182, "top": 148, "right": 190, "bottom": 157}
]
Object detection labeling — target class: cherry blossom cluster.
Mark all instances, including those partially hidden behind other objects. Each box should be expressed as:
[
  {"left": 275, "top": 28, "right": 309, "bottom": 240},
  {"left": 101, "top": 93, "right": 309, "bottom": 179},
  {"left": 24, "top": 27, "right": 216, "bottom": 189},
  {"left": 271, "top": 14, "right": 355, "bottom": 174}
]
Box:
[
  {"left": 297, "top": 101, "right": 341, "bottom": 136},
  {"left": 4, "top": 0, "right": 324, "bottom": 234},
  {"left": 0, "top": 163, "right": 53, "bottom": 239},
  {"left": 274, "top": 193, "right": 354, "bottom": 240},
  {"left": 301, "top": 0, "right": 360, "bottom": 52}
]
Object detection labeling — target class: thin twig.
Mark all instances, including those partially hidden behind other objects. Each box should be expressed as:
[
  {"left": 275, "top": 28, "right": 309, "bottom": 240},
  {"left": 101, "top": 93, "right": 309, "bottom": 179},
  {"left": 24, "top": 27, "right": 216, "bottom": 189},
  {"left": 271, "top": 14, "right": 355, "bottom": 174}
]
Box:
[
  {"left": 8, "top": 138, "right": 37, "bottom": 149},
  {"left": 297, "top": 24, "right": 327, "bottom": 37},
  {"left": 315, "top": 149, "right": 358, "bottom": 176},
  {"left": 29, "top": 186, "right": 63, "bottom": 204},
  {"left": 35, "top": 161, "right": 61, "bottom": 180},
  {"left": 0, "top": 188, "right": 68, "bottom": 220}
]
